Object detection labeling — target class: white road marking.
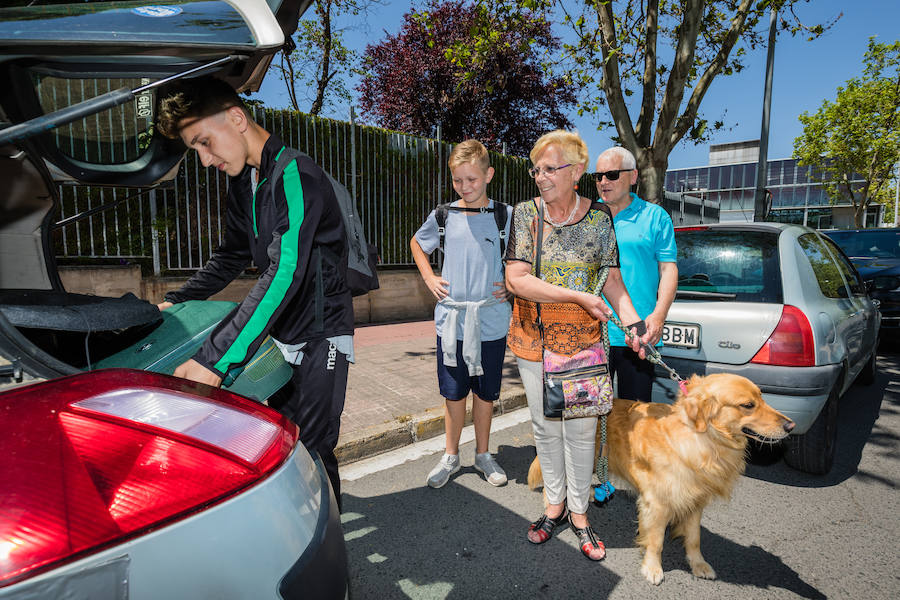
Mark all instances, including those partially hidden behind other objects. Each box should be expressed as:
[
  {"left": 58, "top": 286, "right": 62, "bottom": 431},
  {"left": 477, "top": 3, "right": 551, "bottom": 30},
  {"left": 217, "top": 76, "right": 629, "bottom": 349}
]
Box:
[{"left": 341, "top": 407, "right": 531, "bottom": 481}]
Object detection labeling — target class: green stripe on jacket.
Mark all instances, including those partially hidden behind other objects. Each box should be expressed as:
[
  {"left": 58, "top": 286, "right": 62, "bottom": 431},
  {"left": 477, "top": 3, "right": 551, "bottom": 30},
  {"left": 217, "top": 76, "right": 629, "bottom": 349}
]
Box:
[{"left": 215, "top": 160, "right": 304, "bottom": 373}]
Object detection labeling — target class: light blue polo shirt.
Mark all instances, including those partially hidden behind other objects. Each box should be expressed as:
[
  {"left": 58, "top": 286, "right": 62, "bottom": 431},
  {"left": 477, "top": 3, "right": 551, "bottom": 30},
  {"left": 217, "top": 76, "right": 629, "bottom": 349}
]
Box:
[{"left": 603, "top": 193, "right": 677, "bottom": 347}]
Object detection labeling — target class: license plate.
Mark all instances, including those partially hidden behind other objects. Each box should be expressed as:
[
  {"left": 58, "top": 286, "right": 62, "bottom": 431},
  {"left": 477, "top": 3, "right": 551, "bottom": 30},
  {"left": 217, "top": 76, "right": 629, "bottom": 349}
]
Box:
[{"left": 662, "top": 322, "right": 700, "bottom": 348}]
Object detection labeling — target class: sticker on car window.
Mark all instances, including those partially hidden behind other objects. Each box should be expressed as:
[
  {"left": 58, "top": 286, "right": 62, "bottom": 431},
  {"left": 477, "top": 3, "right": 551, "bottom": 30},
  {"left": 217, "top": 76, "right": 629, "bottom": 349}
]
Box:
[{"left": 132, "top": 6, "right": 184, "bottom": 17}]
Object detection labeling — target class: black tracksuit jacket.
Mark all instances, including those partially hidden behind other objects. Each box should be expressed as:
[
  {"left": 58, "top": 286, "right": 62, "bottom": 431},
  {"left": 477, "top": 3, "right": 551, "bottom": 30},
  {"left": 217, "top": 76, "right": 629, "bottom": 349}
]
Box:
[{"left": 165, "top": 134, "right": 354, "bottom": 378}]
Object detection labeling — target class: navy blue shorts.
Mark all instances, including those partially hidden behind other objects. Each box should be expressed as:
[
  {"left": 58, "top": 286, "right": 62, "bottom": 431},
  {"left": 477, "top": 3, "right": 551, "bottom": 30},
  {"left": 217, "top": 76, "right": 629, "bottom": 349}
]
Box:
[{"left": 436, "top": 336, "right": 507, "bottom": 401}]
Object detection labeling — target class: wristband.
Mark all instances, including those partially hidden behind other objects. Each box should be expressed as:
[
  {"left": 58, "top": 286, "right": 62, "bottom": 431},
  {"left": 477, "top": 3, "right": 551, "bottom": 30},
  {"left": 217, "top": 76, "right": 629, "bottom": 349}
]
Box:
[{"left": 627, "top": 320, "right": 647, "bottom": 337}]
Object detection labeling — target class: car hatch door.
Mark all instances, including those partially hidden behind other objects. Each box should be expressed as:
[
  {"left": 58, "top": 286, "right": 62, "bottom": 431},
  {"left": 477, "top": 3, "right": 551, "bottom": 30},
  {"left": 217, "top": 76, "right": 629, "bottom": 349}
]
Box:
[
  {"left": 0, "top": 1, "right": 312, "bottom": 187},
  {"left": 662, "top": 301, "right": 785, "bottom": 365}
]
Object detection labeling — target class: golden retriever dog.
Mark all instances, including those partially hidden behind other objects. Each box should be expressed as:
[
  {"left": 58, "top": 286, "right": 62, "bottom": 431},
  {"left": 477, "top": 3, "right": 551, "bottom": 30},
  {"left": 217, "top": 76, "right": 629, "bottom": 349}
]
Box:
[{"left": 527, "top": 373, "right": 794, "bottom": 585}]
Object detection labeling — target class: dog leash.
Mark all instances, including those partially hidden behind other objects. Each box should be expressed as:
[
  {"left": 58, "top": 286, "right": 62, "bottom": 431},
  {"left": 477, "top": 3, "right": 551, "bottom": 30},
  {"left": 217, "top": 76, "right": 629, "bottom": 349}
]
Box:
[
  {"left": 591, "top": 293, "right": 689, "bottom": 504},
  {"left": 605, "top": 311, "right": 688, "bottom": 395}
]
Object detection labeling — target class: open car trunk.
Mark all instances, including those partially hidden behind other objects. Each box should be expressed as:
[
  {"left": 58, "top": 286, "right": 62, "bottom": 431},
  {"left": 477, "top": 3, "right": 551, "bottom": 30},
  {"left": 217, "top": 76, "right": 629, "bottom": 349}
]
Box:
[
  {"left": 0, "top": 1, "right": 309, "bottom": 398},
  {"left": 0, "top": 143, "right": 290, "bottom": 400}
]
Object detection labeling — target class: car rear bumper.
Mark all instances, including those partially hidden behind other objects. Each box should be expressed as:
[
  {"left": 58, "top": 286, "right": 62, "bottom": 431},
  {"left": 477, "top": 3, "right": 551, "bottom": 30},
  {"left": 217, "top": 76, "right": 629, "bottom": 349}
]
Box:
[
  {"left": 651, "top": 358, "right": 842, "bottom": 434},
  {"left": 1, "top": 442, "right": 348, "bottom": 599},
  {"left": 279, "top": 451, "right": 348, "bottom": 599}
]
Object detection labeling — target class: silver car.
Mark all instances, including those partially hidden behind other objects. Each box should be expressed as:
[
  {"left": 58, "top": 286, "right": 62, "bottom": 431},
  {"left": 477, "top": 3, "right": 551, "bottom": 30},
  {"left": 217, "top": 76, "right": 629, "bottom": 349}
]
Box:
[
  {"left": 1, "top": 1, "right": 348, "bottom": 597},
  {"left": 651, "top": 223, "right": 881, "bottom": 475}
]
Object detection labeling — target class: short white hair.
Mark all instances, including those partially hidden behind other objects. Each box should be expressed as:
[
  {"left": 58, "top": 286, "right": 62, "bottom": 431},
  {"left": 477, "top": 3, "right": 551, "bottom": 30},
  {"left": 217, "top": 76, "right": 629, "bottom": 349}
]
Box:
[{"left": 597, "top": 147, "right": 636, "bottom": 170}]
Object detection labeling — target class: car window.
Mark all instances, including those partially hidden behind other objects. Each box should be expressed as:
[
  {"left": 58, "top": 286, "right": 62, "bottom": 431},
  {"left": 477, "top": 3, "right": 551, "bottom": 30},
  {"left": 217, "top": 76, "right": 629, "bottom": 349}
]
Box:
[
  {"left": 33, "top": 74, "right": 155, "bottom": 165},
  {"left": 674, "top": 229, "right": 782, "bottom": 303},
  {"left": 826, "top": 229, "right": 900, "bottom": 258},
  {"left": 821, "top": 237, "right": 867, "bottom": 296},
  {"left": 798, "top": 233, "right": 853, "bottom": 298}
]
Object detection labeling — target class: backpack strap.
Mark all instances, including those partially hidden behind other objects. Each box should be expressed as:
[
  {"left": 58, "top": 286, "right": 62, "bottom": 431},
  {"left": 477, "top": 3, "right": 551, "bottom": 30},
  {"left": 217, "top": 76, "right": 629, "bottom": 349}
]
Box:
[
  {"left": 493, "top": 201, "right": 509, "bottom": 257},
  {"left": 435, "top": 201, "right": 509, "bottom": 262},
  {"left": 435, "top": 203, "right": 450, "bottom": 257}
]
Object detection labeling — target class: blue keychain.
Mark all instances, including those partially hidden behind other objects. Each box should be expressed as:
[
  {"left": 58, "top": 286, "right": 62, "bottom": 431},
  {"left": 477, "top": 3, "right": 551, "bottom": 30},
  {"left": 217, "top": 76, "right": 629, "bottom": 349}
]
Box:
[
  {"left": 594, "top": 480, "right": 616, "bottom": 503},
  {"left": 594, "top": 416, "right": 616, "bottom": 505}
]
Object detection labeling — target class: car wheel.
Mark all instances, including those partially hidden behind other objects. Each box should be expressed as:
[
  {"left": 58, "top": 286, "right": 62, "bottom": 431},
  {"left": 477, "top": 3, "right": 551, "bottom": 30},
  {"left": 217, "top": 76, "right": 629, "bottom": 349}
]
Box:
[
  {"left": 783, "top": 384, "right": 839, "bottom": 475},
  {"left": 856, "top": 349, "right": 876, "bottom": 386}
]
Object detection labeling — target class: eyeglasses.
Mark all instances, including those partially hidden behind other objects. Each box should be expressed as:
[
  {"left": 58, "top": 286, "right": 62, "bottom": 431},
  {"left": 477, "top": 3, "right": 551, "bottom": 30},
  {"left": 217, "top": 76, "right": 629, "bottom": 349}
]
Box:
[
  {"left": 528, "top": 163, "right": 572, "bottom": 178},
  {"left": 591, "top": 169, "right": 630, "bottom": 182}
]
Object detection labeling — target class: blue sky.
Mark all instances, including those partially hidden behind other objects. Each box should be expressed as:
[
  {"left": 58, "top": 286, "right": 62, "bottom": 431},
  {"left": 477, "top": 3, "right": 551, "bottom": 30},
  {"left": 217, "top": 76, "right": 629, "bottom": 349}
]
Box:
[{"left": 252, "top": 1, "right": 899, "bottom": 170}]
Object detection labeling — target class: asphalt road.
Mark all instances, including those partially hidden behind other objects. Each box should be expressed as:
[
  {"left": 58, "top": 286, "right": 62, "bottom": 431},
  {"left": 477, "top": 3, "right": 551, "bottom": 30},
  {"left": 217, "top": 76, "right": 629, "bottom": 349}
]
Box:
[{"left": 340, "top": 353, "right": 900, "bottom": 599}]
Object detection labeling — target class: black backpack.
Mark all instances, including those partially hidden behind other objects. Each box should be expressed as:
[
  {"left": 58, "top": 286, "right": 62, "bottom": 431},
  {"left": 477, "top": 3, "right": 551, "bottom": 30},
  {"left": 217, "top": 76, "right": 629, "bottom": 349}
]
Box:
[
  {"left": 269, "top": 147, "right": 379, "bottom": 297},
  {"left": 434, "top": 202, "right": 509, "bottom": 267}
]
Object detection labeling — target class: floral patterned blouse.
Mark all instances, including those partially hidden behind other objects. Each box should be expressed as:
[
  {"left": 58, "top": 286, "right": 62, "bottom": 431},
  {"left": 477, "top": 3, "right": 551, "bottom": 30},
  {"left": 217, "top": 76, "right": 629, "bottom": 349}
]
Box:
[{"left": 505, "top": 197, "right": 619, "bottom": 361}]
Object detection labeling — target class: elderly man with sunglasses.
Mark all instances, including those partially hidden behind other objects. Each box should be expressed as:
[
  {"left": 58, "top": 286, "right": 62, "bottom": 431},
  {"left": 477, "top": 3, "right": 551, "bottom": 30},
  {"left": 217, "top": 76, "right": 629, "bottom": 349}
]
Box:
[{"left": 594, "top": 147, "right": 678, "bottom": 403}]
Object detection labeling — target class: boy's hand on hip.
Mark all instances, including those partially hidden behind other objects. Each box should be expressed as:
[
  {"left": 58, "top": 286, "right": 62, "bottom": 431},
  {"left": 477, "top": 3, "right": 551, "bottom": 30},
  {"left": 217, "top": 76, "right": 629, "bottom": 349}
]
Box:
[
  {"left": 426, "top": 274, "right": 450, "bottom": 300},
  {"left": 173, "top": 359, "right": 223, "bottom": 388},
  {"left": 157, "top": 301, "right": 174, "bottom": 311},
  {"left": 492, "top": 281, "right": 509, "bottom": 301}
]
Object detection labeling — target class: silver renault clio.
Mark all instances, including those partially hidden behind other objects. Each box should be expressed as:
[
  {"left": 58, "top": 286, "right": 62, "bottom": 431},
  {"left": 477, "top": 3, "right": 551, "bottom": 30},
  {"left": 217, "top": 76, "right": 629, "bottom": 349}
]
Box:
[{"left": 652, "top": 222, "right": 880, "bottom": 475}]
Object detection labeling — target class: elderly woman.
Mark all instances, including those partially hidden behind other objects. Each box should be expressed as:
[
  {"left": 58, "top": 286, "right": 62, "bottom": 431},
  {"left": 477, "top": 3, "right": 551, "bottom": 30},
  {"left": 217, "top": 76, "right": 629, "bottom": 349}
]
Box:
[{"left": 505, "top": 130, "right": 649, "bottom": 561}]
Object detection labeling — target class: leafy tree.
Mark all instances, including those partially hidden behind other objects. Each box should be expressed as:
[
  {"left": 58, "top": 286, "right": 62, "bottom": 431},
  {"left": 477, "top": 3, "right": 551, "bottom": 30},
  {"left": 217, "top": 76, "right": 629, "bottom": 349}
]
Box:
[
  {"left": 356, "top": 0, "right": 575, "bottom": 155},
  {"left": 794, "top": 38, "right": 900, "bottom": 228},
  {"left": 447, "top": 0, "right": 835, "bottom": 202},
  {"left": 277, "top": 0, "right": 374, "bottom": 116}
]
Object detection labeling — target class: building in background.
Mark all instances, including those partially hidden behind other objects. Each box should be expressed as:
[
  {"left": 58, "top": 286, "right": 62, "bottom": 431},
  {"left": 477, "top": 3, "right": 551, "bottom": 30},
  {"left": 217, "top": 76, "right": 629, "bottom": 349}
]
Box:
[{"left": 665, "top": 140, "right": 884, "bottom": 228}]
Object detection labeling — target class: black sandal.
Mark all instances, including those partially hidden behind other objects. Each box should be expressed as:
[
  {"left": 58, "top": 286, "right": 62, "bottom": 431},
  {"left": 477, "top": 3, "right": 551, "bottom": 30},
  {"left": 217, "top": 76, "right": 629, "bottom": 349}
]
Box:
[
  {"left": 527, "top": 509, "right": 568, "bottom": 544},
  {"left": 569, "top": 514, "right": 606, "bottom": 561}
]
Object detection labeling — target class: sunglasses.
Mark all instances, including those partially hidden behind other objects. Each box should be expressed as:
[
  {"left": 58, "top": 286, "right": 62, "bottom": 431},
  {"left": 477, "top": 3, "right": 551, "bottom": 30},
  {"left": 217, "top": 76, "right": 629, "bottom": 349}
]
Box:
[{"left": 591, "top": 169, "right": 630, "bottom": 182}]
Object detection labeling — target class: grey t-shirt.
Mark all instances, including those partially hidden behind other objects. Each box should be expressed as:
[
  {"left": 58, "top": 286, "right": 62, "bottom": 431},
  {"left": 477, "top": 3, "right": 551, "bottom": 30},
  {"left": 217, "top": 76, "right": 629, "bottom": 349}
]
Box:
[{"left": 414, "top": 200, "right": 512, "bottom": 342}]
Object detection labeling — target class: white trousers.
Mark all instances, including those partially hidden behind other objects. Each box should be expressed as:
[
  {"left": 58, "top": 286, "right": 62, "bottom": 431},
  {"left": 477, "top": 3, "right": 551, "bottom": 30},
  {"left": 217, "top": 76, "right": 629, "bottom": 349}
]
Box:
[{"left": 517, "top": 357, "right": 597, "bottom": 514}]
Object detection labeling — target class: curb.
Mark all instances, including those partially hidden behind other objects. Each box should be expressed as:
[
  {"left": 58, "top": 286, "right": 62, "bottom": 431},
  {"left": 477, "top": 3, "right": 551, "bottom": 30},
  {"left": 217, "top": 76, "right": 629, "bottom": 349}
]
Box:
[{"left": 335, "top": 388, "right": 528, "bottom": 465}]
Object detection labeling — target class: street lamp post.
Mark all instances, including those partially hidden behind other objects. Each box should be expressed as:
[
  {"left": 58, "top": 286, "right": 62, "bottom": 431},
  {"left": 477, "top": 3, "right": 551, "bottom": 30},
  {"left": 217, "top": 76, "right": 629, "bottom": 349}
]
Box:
[{"left": 753, "top": 7, "right": 778, "bottom": 222}]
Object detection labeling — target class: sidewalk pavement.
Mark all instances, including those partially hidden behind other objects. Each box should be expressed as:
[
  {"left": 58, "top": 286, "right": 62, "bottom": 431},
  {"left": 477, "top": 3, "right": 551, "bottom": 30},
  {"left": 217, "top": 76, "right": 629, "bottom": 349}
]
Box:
[{"left": 335, "top": 320, "right": 527, "bottom": 465}]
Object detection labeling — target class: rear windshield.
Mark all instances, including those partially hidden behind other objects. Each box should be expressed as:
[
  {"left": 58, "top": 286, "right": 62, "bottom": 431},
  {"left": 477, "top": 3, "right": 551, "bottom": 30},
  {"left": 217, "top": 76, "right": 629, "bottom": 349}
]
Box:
[
  {"left": 0, "top": 1, "right": 255, "bottom": 46},
  {"left": 674, "top": 229, "right": 783, "bottom": 303},
  {"left": 825, "top": 229, "right": 900, "bottom": 259}
]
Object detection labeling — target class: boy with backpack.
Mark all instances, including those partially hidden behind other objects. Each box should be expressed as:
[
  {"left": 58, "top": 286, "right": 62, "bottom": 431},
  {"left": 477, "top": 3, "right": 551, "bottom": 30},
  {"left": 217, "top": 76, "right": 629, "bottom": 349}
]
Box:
[
  {"left": 154, "top": 76, "right": 355, "bottom": 509},
  {"left": 410, "top": 139, "right": 512, "bottom": 488}
]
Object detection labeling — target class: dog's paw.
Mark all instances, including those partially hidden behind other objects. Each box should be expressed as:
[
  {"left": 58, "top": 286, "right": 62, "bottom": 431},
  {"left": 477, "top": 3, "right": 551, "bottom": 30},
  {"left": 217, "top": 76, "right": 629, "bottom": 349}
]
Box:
[
  {"left": 690, "top": 560, "right": 716, "bottom": 580},
  {"left": 641, "top": 562, "right": 664, "bottom": 585}
]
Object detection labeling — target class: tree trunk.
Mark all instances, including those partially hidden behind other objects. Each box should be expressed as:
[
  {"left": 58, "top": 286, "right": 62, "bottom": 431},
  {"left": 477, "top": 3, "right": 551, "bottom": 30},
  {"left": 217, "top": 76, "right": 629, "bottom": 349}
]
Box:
[
  {"left": 855, "top": 199, "right": 867, "bottom": 227},
  {"left": 310, "top": 0, "right": 332, "bottom": 116},
  {"left": 635, "top": 147, "right": 668, "bottom": 205}
]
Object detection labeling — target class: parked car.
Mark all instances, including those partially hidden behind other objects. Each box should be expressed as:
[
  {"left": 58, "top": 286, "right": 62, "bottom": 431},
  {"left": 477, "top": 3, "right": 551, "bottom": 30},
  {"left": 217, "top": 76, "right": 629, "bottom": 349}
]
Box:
[
  {"left": 1, "top": 1, "right": 349, "bottom": 598},
  {"left": 0, "top": 369, "right": 346, "bottom": 598},
  {"left": 652, "top": 223, "right": 881, "bottom": 475},
  {"left": 823, "top": 228, "right": 900, "bottom": 338}
]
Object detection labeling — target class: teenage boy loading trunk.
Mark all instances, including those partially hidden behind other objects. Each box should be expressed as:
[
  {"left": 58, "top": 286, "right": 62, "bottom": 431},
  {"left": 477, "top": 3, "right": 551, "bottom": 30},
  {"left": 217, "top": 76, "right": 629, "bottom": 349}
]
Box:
[{"left": 155, "top": 76, "right": 353, "bottom": 509}]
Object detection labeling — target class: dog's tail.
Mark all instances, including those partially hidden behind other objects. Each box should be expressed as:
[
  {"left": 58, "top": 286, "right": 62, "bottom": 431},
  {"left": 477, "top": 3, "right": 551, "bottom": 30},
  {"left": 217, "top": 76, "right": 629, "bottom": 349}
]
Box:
[{"left": 526, "top": 456, "right": 543, "bottom": 490}]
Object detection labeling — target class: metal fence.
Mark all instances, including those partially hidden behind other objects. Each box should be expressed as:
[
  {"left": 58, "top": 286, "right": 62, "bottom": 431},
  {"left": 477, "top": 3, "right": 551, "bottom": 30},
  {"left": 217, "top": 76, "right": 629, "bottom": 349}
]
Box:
[
  {"left": 52, "top": 103, "right": 720, "bottom": 273},
  {"left": 54, "top": 107, "right": 547, "bottom": 272}
]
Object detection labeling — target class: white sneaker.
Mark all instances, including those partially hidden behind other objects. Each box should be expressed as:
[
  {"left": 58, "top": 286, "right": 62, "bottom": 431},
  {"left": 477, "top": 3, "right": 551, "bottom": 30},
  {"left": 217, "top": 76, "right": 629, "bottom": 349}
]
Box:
[
  {"left": 474, "top": 452, "right": 507, "bottom": 486},
  {"left": 426, "top": 453, "right": 460, "bottom": 488}
]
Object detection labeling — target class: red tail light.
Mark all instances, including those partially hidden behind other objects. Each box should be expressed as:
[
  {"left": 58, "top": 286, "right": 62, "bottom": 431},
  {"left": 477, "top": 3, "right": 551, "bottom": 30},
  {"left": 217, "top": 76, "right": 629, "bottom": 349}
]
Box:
[
  {"left": 750, "top": 305, "right": 815, "bottom": 367},
  {"left": 0, "top": 369, "right": 298, "bottom": 588}
]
